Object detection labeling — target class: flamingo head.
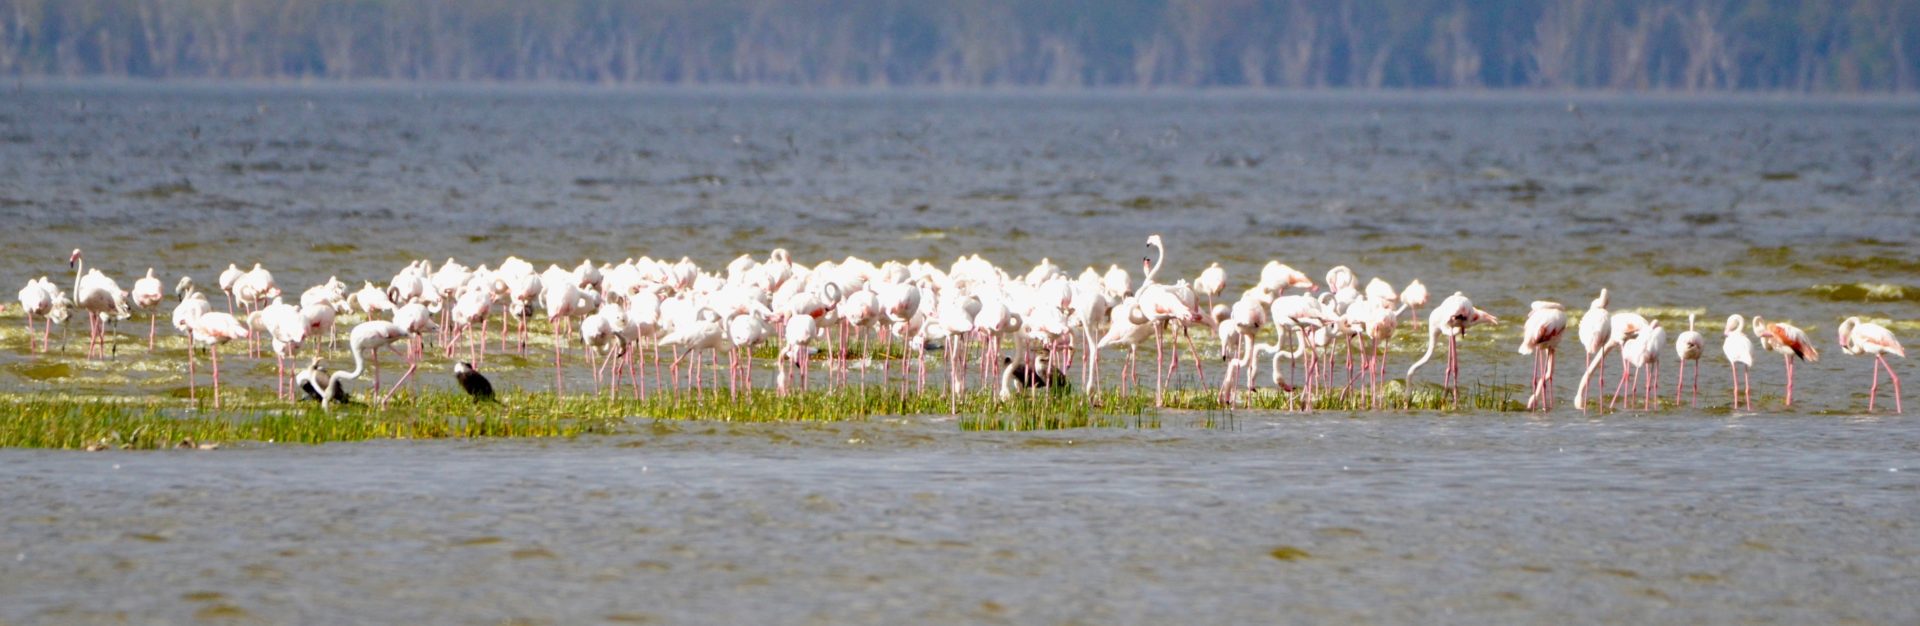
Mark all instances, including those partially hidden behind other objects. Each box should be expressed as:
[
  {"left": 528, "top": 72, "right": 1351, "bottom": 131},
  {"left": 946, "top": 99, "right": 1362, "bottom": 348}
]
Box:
[{"left": 68, "top": 249, "right": 81, "bottom": 268}]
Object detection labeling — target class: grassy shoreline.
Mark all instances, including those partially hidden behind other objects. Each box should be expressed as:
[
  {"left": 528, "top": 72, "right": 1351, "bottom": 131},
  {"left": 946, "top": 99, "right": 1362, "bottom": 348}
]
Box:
[{"left": 0, "top": 382, "right": 1517, "bottom": 450}]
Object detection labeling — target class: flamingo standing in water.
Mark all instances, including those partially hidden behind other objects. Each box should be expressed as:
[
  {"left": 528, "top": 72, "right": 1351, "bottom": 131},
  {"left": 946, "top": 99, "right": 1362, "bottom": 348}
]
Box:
[
  {"left": 1399, "top": 279, "right": 1428, "bottom": 326},
  {"left": 1517, "top": 300, "right": 1567, "bottom": 411},
  {"left": 1406, "top": 292, "right": 1498, "bottom": 404},
  {"left": 16, "top": 277, "right": 56, "bottom": 352},
  {"left": 1837, "top": 317, "right": 1903, "bottom": 413},
  {"left": 70, "top": 250, "right": 129, "bottom": 359},
  {"left": 1673, "top": 313, "right": 1705, "bottom": 406},
  {"left": 130, "top": 268, "right": 165, "bottom": 349},
  {"left": 1722, "top": 315, "right": 1755, "bottom": 411},
  {"left": 1140, "top": 234, "right": 1206, "bottom": 406},
  {"left": 1575, "top": 289, "right": 1611, "bottom": 402},
  {"left": 1752, "top": 316, "right": 1818, "bottom": 407},
  {"left": 1194, "top": 262, "right": 1226, "bottom": 311},
  {"left": 186, "top": 312, "right": 249, "bottom": 408}
]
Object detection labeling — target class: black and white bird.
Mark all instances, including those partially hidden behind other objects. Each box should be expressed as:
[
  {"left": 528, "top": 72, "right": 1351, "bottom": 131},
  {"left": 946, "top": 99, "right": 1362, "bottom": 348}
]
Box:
[
  {"left": 997, "top": 354, "right": 1070, "bottom": 401},
  {"left": 454, "top": 361, "right": 496, "bottom": 402},
  {"left": 295, "top": 357, "right": 352, "bottom": 409}
]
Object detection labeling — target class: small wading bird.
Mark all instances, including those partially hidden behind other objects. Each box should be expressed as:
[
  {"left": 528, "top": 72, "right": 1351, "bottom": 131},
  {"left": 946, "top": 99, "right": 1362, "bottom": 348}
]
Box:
[
  {"left": 1836, "top": 317, "right": 1903, "bottom": 413},
  {"left": 997, "top": 354, "right": 1070, "bottom": 401},
  {"left": 454, "top": 361, "right": 497, "bottom": 402},
  {"left": 295, "top": 357, "right": 353, "bottom": 408}
]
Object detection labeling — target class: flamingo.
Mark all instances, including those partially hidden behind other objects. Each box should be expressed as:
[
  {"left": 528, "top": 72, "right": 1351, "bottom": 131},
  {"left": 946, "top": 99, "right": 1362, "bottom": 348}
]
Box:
[
  {"left": 1517, "top": 301, "right": 1567, "bottom": 410},
  {"left": 1673, "top": 313, "right": 1705, "bottom": 406},
  {"left": 217, "top": 263, "right": 244, "bottom": 312},
  {"left": 658, "top": 308, "right": 727, "bottom": 392},
  {"left": 1140, "top": 235, "right": 1207, "bottom": 405},
  {"left": 69, "top": 250, "right": 128, "bottom": 359},
  {"left": 1613, "top": 320, "right": 1664, "bottom": 410},
  {"left": 1573, "top": 312, "right": 1648, "bottom": 411},
  {"left": 726, "top": 311, "right": 773, "bottom": 397},
  {"left": 1752, "top": 316, "right": 1818, "bottom": 407},
  {"left": 16, "top": 277, "right": 55, "bottom": 352},
  {"left": 1194, "top": 262, "right": 1226, "bottom": 311},
  {"left": 779, "top": 313, "right": 819, "bottom": 394},
  {"left": 1837, "top": 317, "right": 1903, "bottom": 413},
  {"left": 186, "top": 312, "right": 249, "bottom": 408},
  {"left": 250, "top": 299, "right": 309, "bottom": 400},
  {"left": 1406, "top": 292, "right": 1498, "bottom": 404},
  {"left": 1399, "top": 279, "right": 1428, "bottom": 325},
  {"left": 326, "top": 320, "right": 415, "bottom": 406},
  {"left": 1576, "top": 289, "right": 1612, "bottom": 402},
  {"left": 580, "top": 304, "right": 627, "bottom": 396},
  {"left": 1723, "top": 314, "right": 1755, "bottom": 412},
  {"left": 130, "top": 268, "right": 165, "bottom": 349}
]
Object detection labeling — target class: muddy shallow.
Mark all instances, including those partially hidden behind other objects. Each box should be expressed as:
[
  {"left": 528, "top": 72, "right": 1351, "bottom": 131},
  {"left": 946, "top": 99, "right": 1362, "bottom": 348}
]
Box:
[{"left": 2, "top": 84, "right": 1919, "bottom": 623}]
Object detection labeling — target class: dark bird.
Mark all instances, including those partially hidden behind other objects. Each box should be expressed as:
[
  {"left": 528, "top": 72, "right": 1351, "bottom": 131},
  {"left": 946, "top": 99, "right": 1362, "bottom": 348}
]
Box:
[
  {"left": 294, "top": 357, "right": 352, "bottom": 409},
  {"left": 454, "top": 361, "right": 497, "bottom": 402},
  {"left": 997, "top": 354, "right": 1070, "bottom": 400}
]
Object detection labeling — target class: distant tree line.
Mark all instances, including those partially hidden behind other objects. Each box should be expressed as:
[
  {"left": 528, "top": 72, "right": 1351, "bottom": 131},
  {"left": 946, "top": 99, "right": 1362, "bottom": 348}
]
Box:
[{"left": 1, "top": 0, "right": 1916, "bottom": 92}]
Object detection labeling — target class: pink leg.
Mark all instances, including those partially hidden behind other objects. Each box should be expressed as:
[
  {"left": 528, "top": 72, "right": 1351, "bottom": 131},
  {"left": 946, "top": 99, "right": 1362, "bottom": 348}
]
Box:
[
  {"left": 1869, "top": 359, "right": 1881, "bottom": 412},
  {"left": 1883, "top": 356, "right": 1903, "bottom": 414},
  {"left": 1784, "top": 355, "right": 1794, "bottom": 406},
  {"left": 210, "top": 344, "right": 222, "bottom": 409}
]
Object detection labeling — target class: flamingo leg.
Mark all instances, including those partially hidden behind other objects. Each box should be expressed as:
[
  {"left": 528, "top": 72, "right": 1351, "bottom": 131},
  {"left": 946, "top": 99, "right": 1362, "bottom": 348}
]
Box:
[
  {"left": 1868, "top": 358, "right": 1882, "bottom": 412},
  {"left": 1881, "top": 355, "right": 1903, "bottom": 414},
  {"left": 1783, "top": 354, "right": 1794, "bottom": 407},
  {"left": 187, "top": 341, "right": 197, "bottom": 402},
  {"left": 1674, "top": 359, "right": 1686, "bottom": 405},
  {"left": 210, "top": 343, "right": 222, "bottom": 409},
  {"left": 1689, "top": 359, "right": 1699, "bottom": 406}
]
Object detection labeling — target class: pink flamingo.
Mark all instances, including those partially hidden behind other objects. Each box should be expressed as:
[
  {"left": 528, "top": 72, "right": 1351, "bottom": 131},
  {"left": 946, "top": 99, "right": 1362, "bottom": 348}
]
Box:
[
  {"left": 1518, "top": 301, "right": 1567, "bottom": 410},
  {"left": 1837, "top": 317, "right": 1903, "bottom": 413},
  {"left": 1673, "top": 314, "right": 1705, "bottom": 406},
  {"left": 1722, "top": 315, "right": 1755, "bottom": 412},
  {"left": 1406, "top": 292, "right": 1498, "bottom": 404},
  {"left": 1752, "top": 316, "right": 1818, "bottom": 407},
  {"left": 187, "top": 312, "right": 249, "bottom": 408},
  {"left": 130, "top": 268, "right": 164, "bottom": 349}
]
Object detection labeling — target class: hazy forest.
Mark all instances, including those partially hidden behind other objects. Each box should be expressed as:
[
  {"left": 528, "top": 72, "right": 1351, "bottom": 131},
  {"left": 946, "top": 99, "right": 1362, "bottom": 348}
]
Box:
[{"left": 2, "top": 0, "right": 1917, "bottom": 92}]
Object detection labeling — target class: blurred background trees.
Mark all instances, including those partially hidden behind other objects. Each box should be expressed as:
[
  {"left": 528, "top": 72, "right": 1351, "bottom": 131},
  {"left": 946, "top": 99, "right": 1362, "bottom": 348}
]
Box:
[{"left": 1, "top": 0, "right": 1914, "bottom": 91}]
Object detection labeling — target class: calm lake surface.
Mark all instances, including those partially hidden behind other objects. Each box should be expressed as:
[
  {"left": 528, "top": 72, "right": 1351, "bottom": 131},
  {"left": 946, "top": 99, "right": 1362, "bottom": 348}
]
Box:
[{"left": 2, "top": 83, "right": 1919, "bottom": 623}]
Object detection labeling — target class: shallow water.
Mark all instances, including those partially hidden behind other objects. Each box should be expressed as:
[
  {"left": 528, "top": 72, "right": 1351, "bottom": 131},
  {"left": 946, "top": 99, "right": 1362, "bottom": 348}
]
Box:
[
  {"left": 3, "top": 416, "right": 1917, "bottom": 624},
  {"left": 3, "top": 84, "right": 1920, "bottom": 623}
]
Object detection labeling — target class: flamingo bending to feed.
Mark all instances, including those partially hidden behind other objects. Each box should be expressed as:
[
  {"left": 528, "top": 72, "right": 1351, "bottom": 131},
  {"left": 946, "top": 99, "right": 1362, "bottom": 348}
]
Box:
[
  {"left": 1575, "top": 289, "right": 1611, "bottom": 402},
  {"left": 1406, "top": 292, "right": 1498, "bottom": 404},
  {"left": 1752, "top": 316, "right": 1818, "bottom": 407},
  {"left": 1837, "top": 317, "right": 1903, "bottom": 413},
  {"left": 1517, "top": 301, "right": 1567, "bottom": 411},
  {"left": 1673, "top": 313, "right": 1705, "bottom": 406},
  {"left": 325, "top": 320, "right": 415, "bottom": 406},
  {"left": 1722, "top": 314, "right": 1755, "bottom": 411}
]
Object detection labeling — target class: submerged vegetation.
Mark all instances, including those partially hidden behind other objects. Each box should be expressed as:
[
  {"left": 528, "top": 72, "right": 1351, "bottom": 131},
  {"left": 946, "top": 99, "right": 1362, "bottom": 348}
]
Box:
[{"left": 0, "top": 382, "right": 1519, "bottom": 450}]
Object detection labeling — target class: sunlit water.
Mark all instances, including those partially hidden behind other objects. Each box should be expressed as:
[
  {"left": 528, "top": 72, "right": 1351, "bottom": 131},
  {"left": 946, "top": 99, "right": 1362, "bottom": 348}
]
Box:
[{"left": 2, "top": 83, "right": 1919, "bottom": 623}]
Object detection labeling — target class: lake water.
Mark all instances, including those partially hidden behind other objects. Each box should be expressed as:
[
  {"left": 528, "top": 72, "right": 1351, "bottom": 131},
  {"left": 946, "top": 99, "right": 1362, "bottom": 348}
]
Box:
[{"left": 2, "top": 83, "right": 1919, "bottom": 623}]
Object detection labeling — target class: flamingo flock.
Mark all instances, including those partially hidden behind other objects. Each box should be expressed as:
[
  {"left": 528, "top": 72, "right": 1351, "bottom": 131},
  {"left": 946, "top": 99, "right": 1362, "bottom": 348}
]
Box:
[{"left": 8, "top": 239, "right": 1908, "bottom": 414}]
